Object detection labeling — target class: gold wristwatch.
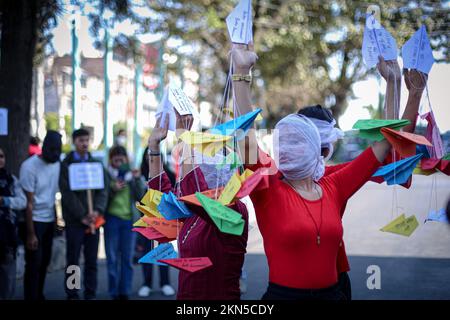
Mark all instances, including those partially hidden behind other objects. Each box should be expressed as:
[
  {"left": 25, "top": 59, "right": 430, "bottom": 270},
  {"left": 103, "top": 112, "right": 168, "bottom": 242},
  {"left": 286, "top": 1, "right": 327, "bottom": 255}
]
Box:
[{"left": 232, "top": 74, "right": 252, "bottom": 82}]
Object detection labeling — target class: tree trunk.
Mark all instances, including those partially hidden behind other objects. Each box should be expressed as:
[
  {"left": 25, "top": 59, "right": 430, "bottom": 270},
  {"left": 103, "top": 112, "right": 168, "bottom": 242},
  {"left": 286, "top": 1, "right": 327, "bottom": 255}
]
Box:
[
  {"left": 0, "top": 0, "right": 38, "bottom": 175},
  {"left": 330, "top": 90, "right": 349, "bottom": 129}
]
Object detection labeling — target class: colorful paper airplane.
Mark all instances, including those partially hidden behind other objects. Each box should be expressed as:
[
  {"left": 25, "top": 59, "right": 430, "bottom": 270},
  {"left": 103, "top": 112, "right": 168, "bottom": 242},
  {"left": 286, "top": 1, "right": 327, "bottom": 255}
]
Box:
[
  {"left": 142, "top": 216, "right": 183, "bottom": 239},
  {"left": 380, "top": 214, "right": 419, "bottom": 237},
  {"left": 218, "top": 171, "right": 242, "bottom": 205},
  {"left": 157, "top": 192, "right": 194, "bottom": 220},
  {"left": 179, "top": 187, "right": 225, "bottom": 207},
  {"left": 402, "top": 25, "right": 434, "bottom": 74},
  {"left": 373, "top": 154, "right": 423, "bottom": 185},
  {"left": 210, "top": 109, "right": 262, "bottom": 140},
  {"left": 381, "top": 127, "right": 432, "bottom": 157},
  {"left": 424, "top": 208, "right": 449, "bottom": 224},
  {"left": 138, "top": 243, "right": 177, "bottom": 265},
  {"left": 132, "top": 227, "right": 172, "bottom": 243},
  {"left": 158, "top": 257, "right": 213, "bottom": 273},
  {"left": 420, "top": 111, "right": 444, "bottom": 159},
  {"left": 195, "top": 192, "right": 245, "bottom": 236},
  {"left": 352, "top": 119, "right": 410, "bottom": 141}
]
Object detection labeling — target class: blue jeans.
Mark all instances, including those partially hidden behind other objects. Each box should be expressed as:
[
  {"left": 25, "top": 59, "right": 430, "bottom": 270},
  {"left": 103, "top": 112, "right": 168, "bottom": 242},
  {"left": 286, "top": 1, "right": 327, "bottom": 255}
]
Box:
[{"left": 104, "top": 214, "right": 136, "bottom": 298}]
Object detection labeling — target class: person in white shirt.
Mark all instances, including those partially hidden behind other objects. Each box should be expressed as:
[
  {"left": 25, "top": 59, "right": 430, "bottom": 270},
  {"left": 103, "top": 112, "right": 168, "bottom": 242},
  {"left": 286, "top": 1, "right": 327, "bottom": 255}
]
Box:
[{"left": 19, "top": 130, "right": 61, "bottom": 300}]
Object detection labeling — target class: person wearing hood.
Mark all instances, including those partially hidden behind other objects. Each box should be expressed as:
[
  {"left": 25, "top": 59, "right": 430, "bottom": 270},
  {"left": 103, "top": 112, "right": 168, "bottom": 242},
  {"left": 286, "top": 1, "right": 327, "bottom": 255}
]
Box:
[
  {"left": 296, "top": 63, "right": 428, "bottom": 300},
  {"left": 229, "top": 43, "right": 396, "bottom": 300},
  {"left": 19, "top": 130, "right": 62, "bottom": 300},
  {"left": 0, "top": 147, "right": 27, "bottom": 299}
]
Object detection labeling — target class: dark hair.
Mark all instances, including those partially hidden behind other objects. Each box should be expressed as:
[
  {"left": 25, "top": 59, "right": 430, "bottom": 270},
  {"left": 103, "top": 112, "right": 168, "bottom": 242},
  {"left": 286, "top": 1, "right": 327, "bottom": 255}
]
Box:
[
  {"left": 117, "top": 128, "right": 126, "bottom": 135},
  {"left": 298, "top": 104, "right": 334, "bottom": 123},
  {"left": 72, "top": 128, "right": 90, "bottom": 141},
  {"left": 109, "top": 145, "right": 128, "bottom": 160},
  {"left": 30, "top": 136, "right": 40, "bottom": 146}
]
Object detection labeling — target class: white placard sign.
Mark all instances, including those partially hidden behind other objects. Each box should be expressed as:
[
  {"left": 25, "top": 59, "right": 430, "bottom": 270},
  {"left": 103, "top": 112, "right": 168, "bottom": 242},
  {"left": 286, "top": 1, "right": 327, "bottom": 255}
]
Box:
[
  {"left": 69, "top": 162, "right": 105, "bottom": 191},
  {"left": 0, "top": 108, "right": 8, "bottom": 136},
  {"left": 226, "top": 0, "right": 253, "bottom": 44}
]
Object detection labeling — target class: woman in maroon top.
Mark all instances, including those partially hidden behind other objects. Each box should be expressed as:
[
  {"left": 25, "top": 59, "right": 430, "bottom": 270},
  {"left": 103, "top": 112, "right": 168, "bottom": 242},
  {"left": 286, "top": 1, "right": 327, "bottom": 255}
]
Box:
[{"left": 146, "top": 113, "right": 248, "bottom": 300}]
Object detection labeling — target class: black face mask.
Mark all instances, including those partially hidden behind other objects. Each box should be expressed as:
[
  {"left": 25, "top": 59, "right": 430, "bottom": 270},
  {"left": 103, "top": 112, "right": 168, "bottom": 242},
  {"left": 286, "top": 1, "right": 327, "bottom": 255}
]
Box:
[{"left": 42, "top": 131, "right": 62, "bottom": 163}]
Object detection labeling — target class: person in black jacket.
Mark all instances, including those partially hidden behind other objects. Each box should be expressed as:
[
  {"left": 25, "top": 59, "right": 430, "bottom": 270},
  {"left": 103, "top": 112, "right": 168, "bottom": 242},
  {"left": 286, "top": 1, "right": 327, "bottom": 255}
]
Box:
[{"left": 59, "top": 128, "right": 108, "bottom": 300}]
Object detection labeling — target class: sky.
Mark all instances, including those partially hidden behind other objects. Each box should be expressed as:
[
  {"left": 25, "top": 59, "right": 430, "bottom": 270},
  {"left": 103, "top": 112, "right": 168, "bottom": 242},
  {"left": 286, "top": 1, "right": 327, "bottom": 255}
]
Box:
[{"left": 51, "top": 11, "right": 450, "bottom": 133}]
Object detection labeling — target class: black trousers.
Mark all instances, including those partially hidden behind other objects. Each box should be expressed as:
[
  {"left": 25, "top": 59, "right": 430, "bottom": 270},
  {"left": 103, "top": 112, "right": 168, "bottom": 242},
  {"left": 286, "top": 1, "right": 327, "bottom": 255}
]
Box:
[
  {"left": 141, "top": 238, "right": 169, "bottom": 287},
  {"left": 65, "top": 225, "right": 99, "bottom": 300},
  {"left": 338, "top": 272, "right": 352, "bottom": 300},
  {"left": 262, "top": 281, "right": 347, "bottom": 301},
  {"left": 24, "top": 221, "right": 54, "bottom": 301}
]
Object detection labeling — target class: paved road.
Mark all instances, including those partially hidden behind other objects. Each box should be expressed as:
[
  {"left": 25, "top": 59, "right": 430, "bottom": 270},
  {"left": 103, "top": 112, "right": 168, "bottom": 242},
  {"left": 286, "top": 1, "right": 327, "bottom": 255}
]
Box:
[{"left": 12, "top": 173, "right": 450, "bottom": 300}]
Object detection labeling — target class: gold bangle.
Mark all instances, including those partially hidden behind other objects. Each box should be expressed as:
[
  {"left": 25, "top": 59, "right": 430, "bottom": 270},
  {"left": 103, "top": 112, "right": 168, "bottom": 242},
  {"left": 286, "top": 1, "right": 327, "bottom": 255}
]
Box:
[{"left": 232, "top": 74, "right": 252, "bottom": 82}]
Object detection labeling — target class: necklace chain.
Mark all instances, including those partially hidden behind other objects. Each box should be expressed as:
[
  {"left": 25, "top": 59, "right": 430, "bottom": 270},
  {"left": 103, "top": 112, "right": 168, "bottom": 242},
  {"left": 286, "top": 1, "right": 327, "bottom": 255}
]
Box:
[
  {"left": 181, "top": 216, "right": 200, "bottom": 244},
  {"left": 285, "top": 179, "right": 323, "bottom": 246}
]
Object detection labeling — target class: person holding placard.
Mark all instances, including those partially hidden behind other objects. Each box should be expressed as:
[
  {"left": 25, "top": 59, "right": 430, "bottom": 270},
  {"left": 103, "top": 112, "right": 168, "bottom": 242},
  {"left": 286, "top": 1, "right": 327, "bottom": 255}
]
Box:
[
  {"left": 59, "top": 128, "right": 108, "bottom": 300},
  {"left": 19, "top": 130, "right": 62, "bottom": 300},
  {"left": 147, "top": 112, "right": 248, "bottom": 300},
  {"left": 0, "top": 147, "right": 26, "bottom": 299},
  {"left": 104, "top": 145, "right": 146, "bottom": 300},
  {"left": 229, "top": 43, "right": 399, "bottom": 300}
]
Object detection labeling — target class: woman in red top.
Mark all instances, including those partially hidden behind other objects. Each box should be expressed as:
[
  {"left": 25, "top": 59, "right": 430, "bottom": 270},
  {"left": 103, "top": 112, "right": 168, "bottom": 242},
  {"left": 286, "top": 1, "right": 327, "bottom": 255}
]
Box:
[
  {"left": 230, "top": 43, "right": 399, "bottom": 300},
  {"left": 146, "top": 113, "right": 248, "bottom": 300}
]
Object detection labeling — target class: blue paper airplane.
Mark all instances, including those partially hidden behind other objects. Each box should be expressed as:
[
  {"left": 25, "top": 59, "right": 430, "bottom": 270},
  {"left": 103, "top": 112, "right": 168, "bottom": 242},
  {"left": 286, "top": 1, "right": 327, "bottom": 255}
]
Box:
[
  {"left": 424, "top": 208, "right": 449, "bottom": 224},
  {"left": 210, "top": 108, "right": 262, "bottom": 140},
  {"left": 373, "top": 153, "right": 423, "bottom": 185},
  {"left": 362, "top": 14, "right": 398, "bottom": 69},
  {"left": 138, "top": 243, "right": 177, "bottom": 265},
  {"left": 157, "top": 192, "right": 194, "bottom": 220},
  {"left": 402, "top": 25, "right": 434, "bottom": 74}
]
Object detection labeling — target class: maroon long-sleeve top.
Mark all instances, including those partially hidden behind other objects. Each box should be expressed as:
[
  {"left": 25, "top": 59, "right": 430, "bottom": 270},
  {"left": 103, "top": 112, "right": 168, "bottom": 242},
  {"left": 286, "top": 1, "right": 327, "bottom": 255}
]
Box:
[{"left": 148, "top": 166, "right": 248, "bottom": 300}]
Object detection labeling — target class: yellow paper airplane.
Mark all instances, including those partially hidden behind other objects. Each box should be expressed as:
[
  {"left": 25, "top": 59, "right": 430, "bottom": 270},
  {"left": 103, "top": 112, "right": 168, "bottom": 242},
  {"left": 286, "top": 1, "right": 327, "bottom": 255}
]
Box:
[
  {"left": 218, "top": 172, "right": 242, "bottom": 205},
  {"left": 135, "top": 202, "right": 163, "bottom": 219},
  {"left": 179, "top": 131, "right": 232, "bottom": 145},
  {"left": 380, "top": 214, "right": 419, "bottom": 237},
  {"left": 238, "top": 168, "right": 254, "bottom": 183},
  {"left": 133, "top": 217, "right": 148, "bottom": 227}
]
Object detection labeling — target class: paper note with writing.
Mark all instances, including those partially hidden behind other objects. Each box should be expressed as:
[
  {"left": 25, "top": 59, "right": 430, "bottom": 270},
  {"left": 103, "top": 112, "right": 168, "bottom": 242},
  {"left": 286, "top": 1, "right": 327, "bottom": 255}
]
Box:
[
  {"left": 420, "top": 111, "right": 444, "bottom": 159},
  {"left": 381, "top": 127, "right": 432, "bottom": 157},
  {"left": 68, "top": 162, "right": 104, "bottom": 190},
  {"left": 157, "top": 192, "right": 194, "bottom": 220},
  {"left": 226, "top": 0, "right": 253, "bottom": 44},
  {"left": 0, "top": 108, "right": 7, "bottom": 135},
  {"left": 155, "top": 89, "right": 176, "bottom": 131},
  {"left": 239, "top": 169, "right": 254, "bottom": 183},
  {"left": 210, "top": 108, "right": 262, "bottom": 140},
  {"left": 362, "top": 15, "right": 398, "bottom": 68},
  {"left": 380, "top": 214, "right": 419, "bottom": 237},
  {"left": 142, "top": 216, "right": 183, "bottom": 239},
  {"left": 179, "top": 187, "right": 225, "bottom": 207},
  {"left": 195, "top": 192, "right": 244, "bottom": 236},
  {"left": 373, "top": 153, "right": 423, "bottom": 185},
  {"left": 402, "top": 25, "right": 434, "bottom": 74},
  {"left": 168, "top": 83, "right": 198, "bottom": 117},
  {"left": 424, "top": 208, "right": 449, "bottom": 224},
  {"left": 138, "top": 243, "right": 177, "bottom": 265},
  {"left": 132, "top": 227, "right": 171, "bottom": 243},
  {"left": 158, "top": 257, "right": 213, "bottom": 273},
  {"left": 218, "top": 172, "right": 242, "bottom": 205}
]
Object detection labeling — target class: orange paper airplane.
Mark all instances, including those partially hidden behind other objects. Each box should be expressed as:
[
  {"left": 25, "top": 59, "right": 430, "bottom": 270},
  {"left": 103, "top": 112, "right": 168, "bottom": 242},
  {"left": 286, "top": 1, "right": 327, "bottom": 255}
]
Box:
[{"left": 381, "top": 127, "right": 432, "bottom": 157}]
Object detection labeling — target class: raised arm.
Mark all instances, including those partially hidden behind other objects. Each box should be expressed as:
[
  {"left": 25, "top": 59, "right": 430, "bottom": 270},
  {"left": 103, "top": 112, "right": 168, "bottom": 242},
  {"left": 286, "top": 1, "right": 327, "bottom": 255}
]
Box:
[
  {"left": 231, "top": 43, "right": 259, "bottom": 165},
  {"left": 402, "top": 69, "right": 427, "bottom": 133},
  {"left": 372, "top": 56, "right": 402, "bottom": 162}
]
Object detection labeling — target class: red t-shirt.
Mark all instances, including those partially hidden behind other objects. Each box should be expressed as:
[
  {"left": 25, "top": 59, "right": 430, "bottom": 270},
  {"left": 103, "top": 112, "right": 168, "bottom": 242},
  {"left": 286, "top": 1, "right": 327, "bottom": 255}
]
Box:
[
  {"left": 246, "top": 148, "right": 381, "bottom": 289},
  {"left": 148, "top": 167, "right": 248, "bottom": 300}
]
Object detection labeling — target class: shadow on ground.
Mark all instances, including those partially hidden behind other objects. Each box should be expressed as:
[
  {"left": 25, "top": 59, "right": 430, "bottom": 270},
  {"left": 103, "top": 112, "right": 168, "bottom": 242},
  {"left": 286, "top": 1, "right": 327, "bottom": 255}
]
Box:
[{"left": 13, "top": 254, "right": 450, "bottom": 300}]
